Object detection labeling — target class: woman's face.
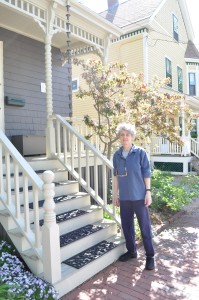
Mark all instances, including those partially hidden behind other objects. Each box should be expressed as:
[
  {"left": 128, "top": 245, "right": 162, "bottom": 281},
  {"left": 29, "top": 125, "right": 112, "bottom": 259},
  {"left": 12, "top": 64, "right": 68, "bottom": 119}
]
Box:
[{"left": 119, "top": 130, "right": 133, "bottom": 148}]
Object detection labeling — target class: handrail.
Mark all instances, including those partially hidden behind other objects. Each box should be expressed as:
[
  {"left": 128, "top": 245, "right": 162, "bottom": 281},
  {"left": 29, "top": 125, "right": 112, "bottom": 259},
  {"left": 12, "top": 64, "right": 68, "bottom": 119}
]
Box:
[
  {"left": 0, "top": 130, "right": 43, "bottom": 254},
  {"left": 51, "top": 115, "right": 121, "bottom": 226}
]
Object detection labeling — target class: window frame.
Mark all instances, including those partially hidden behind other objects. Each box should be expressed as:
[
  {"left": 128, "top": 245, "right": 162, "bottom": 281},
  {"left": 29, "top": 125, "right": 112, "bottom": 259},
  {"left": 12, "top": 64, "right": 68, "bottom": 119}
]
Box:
[
  {"left": 188, "top": 72, "right": 196, "bottom": 96},
  {"left": 172, "top": 14, "right": 179, "bottom": 41},
  {"left": 165, "top": 57, "right": 172, "bottom": 87},
  {"left": 177, "top": 66, "right": 183, "bottom": 93}
]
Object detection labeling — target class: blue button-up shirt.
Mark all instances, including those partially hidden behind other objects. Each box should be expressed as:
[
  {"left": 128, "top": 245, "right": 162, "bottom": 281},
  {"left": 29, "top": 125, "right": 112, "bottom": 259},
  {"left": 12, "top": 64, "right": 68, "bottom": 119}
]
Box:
[{"left": 113, "top": 145, "right": 151, "bottom": 201}]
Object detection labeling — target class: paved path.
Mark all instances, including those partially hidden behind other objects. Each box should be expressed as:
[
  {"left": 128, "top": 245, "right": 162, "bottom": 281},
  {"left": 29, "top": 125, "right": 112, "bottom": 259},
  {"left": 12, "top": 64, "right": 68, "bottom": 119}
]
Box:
[{"left": 63, "top": 198, "right": 199, "bottom": 300}]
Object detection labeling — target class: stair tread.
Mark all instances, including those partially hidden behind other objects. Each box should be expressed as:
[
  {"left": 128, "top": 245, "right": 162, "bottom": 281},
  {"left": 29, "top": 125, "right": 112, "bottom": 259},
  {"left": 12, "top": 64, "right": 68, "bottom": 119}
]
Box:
[
  {"left": 62, "top": 240, "right": 117, "bottom": 269},
  {"left": 60, "top": 224, "right": 103, "bottom": 247},
  {"left": 0, "top": 209, "right": 10, "bottom": 216},
  {"left": 27, "top": 192, "right": 88, "bottom": 209},
  {"left": 37, "top": 206, "right": 101, "bottom": 226},
  {"left": 21, "top": 248, "right": 40, "bottom": 260},
  {"left": 60, "top": 219, "right": 115, "bottom": 247}
]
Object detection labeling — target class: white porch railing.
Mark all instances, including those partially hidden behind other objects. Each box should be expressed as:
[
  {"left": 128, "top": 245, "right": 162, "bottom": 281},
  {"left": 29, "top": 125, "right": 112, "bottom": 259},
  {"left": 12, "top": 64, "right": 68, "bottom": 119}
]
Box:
[
  {"left": 0, "top": 130, "right": 61, "bottom": 283},
  {"left": 65, "top": 117, "right": 105, "bottom": 153},
  {"left": 150, "top": 137, "right": 183, "bottom": 155},
  {"left": 191, "top": 138, "right": 199, "bottom": 158},
  {"left": 51, "top": 114, "right": 120, "bottom": 226}
]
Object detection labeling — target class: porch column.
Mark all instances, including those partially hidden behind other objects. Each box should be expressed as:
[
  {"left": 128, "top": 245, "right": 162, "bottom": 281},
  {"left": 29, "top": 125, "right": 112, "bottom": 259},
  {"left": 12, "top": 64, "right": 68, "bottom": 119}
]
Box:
[
  {"left": 181, "top": 96, "right": 190, "bottom": 156},
  {"left": 45, "top": 2, "right": 57, "bottom": 158},
  {"left": 197, "top": 119, "right": 199, "bottom": 142},
  {"left": 103, "top": 34, "right": 111, "bottom": 65},
  {"left": 143, "top": 31, "right": 149, "bottom": 84},
  {"left": 0, "top": 41, "right": 4, "bottom": 132}
]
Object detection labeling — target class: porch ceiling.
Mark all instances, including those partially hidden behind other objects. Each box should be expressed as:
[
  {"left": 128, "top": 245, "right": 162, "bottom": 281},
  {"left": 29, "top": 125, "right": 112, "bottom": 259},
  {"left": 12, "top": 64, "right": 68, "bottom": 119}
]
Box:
[{"left": 0, "top": 0, "right": 122, "bottom": 51}]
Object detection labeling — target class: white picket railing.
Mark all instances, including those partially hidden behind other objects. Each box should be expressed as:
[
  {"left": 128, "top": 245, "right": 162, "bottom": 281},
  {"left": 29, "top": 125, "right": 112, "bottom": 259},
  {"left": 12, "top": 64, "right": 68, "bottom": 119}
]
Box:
[
  {"left": 150, "top": 137, "right": 182, "bottom": 155},
  {"left": 0, "top": 130, "right": 61, "bottom": 283},
  {"left": 191, "top": 138, "right": 199, "bottom": 158},
  {"left": 0, "top": 130, "right": 43, "bottom": 250},
  {"left": 51, "top": 114, "right": 120, "bottom": 226},
  {"left": 64, "top": 117, "right": 105, "bottom": 153}
]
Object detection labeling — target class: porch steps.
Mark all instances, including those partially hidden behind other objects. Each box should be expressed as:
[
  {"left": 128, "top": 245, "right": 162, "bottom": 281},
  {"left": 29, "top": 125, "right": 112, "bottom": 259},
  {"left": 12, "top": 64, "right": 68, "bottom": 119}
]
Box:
[{"left": 1, "top": 157, "right": 125, "bottom": 298}]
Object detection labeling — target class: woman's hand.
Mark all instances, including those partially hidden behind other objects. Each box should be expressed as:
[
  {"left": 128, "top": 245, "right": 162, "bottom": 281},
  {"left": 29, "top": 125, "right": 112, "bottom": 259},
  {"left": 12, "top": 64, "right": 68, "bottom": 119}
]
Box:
[
  {"left": 113, "top": 197, "right": 120, "bottom": 207},
  {"left": 145, "top": 191, "right": 152, "bottom": 207}
]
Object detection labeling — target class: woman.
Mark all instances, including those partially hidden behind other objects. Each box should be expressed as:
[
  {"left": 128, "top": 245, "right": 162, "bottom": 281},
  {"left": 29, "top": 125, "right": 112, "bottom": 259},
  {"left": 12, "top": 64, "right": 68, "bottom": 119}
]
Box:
[{"left": 113, "top": 123, "right": 155, "bottom": 270}]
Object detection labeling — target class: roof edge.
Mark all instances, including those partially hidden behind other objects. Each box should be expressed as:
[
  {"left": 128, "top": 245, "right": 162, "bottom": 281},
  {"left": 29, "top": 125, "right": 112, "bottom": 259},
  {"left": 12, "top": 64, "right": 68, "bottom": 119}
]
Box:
[{"left": 71, "top": 0, "right": 123, "bottom": 37}]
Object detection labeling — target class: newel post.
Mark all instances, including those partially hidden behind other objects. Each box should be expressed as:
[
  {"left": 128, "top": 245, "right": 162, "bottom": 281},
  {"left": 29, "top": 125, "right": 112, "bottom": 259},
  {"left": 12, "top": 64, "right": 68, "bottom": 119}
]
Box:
[{"left": 42, "top": 170, "right": 61, "bottom": 284}]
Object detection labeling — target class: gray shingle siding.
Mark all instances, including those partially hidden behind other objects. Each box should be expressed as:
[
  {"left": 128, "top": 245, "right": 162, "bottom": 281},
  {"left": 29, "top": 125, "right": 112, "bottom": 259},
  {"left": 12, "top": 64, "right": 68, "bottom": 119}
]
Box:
[{"left": 1, "top": 28, "right": 71, "bottom": 138}]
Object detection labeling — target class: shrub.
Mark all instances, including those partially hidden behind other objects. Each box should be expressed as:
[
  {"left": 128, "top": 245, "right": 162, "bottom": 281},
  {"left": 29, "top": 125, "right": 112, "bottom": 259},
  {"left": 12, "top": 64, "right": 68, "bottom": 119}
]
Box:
[{"left": 151, "top": 169, "right": 199, "bottom": 212}]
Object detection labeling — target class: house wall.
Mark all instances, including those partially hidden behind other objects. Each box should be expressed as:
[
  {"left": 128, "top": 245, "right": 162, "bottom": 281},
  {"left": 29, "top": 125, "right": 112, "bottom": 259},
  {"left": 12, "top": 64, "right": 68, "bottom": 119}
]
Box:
[
  {"left": 148, "top": 0, "right": 188, "bottom": 93},
  {"left": 72, "top": 52, "right": 99, "bottom": 120},
  {"left": 72, "top": 36, "right": 144, "bottom": 120},
  {"left": 109, "top": 35, "right": 144, "bottom": 74},
  {"left": 1, "top": 28, "right": 71, "bottom": 138}
]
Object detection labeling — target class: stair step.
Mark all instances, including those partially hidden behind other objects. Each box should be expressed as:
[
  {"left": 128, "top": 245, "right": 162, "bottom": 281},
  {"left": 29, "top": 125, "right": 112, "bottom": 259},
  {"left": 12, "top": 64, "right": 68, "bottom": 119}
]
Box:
[
  {"left": 8, "top": 227, "right": 23, "bottom": 237},
  {"left": 21, "top": 248, "right": 40, "bottom": 260},
  {"left": 28, "top": 193, "right": 81, "bottom": 209},
  {"left": 60, "top": 224, "right": 103, "bottom": 247},
  {"left": 0, "top": 209, "right": 10, "bottom": 216},
  {"left": 11, "top": 181, "right": 73, "bottom": 192},
  {"left": 62, "top": 240, "right": 117, "bottom": 269},
  {"left": 39, "top": 209, "right": 88, "bottom": 226}
]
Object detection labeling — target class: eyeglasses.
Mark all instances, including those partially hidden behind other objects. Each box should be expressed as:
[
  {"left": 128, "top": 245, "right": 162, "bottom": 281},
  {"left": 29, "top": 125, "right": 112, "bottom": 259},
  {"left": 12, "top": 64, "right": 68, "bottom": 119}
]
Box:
[{"left": 117, "top": 168, "right": 128, "bottom": 177}]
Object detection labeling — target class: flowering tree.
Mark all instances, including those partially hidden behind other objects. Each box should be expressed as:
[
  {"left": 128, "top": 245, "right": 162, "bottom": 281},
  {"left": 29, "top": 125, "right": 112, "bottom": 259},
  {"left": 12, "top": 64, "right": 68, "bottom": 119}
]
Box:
[{"left": 73, "top": 58, "right": 193, "bottom": 159}]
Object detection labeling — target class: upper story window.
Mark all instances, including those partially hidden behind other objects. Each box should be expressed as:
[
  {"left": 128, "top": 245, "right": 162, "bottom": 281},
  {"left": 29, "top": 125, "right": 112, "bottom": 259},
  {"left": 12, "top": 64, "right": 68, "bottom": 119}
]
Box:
[
  {"left": 165, "top": 58, "right": 172, "bottom": 87},
  {"left": 173, "top": 14, "right": 179, "bottom": 41},
  {"left": 177, "top": 66, "right": 183, "bottom": 92},
  {"left": 188, "top": 73, "right": 196, "bottom": 96}
]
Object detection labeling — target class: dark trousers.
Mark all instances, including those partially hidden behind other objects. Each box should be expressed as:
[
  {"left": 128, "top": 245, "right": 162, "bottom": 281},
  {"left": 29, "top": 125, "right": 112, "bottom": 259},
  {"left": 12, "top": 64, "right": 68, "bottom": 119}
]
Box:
[{"left": 120, "top": 200, "right": 155, "bottom": 257}]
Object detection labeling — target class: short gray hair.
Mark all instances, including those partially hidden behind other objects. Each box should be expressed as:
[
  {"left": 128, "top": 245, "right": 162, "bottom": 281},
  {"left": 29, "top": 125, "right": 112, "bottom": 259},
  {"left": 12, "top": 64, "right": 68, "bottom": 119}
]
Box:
[{"left": 116, "top": 123, "right": 136, "bottom": 136}]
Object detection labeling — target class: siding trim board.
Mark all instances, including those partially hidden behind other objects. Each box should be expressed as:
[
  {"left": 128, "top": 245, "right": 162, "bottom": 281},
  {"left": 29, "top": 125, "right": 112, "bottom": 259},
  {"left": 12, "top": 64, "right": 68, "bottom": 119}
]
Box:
[{"left": 112, "top": 28, "right": 148, "bottom": 43}]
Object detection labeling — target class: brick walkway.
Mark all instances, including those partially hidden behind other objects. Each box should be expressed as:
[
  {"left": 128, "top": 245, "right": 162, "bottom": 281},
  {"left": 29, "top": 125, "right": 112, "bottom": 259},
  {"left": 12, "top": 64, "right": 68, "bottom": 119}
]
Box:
[{"left": 62, "top": 198, "right": 199, "bottom": 300}]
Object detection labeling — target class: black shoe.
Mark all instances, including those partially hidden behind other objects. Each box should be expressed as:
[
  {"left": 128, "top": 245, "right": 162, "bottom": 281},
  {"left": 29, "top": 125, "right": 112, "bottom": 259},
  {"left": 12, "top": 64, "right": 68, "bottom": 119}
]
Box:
[
  {"left": 145, "top": 257, "right": 154, "bottom": 270},
  {"left": 119, "top": 251, "right": 137, "bottom": 262}
]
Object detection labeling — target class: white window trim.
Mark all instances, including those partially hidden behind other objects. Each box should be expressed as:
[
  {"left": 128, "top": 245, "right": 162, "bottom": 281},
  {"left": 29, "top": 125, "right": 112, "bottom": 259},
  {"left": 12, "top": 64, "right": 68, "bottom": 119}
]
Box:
[
  {"left": 165, "top": 56, "right": 172, "bottom": 86},
  {"left": 177, "top": 65, "right": 183, "bottom": 92},
  {"left": 188, "top": 71, "right": 197, "bottom": 96},
  {"left": 172, "top": 13, "right": 179, "bottom": 41}
]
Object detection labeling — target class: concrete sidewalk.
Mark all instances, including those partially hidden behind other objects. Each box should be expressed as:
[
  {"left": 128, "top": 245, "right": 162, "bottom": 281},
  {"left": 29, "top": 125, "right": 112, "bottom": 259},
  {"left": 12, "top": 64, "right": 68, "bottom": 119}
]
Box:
[{"left": 62, "top": 198, "right": 199, "bottom": 300}]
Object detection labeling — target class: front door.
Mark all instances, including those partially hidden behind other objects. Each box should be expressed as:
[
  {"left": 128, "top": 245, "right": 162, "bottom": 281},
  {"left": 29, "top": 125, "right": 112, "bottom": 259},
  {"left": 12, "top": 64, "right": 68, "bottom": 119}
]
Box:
[{"left": 0, "top": 41, "right": 4, "bottom": 132}]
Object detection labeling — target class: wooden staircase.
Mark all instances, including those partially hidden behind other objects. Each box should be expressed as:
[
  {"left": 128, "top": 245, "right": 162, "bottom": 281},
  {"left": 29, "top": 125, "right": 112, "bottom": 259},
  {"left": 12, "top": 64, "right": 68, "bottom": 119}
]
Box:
[{"left": 1, "top": 156, "right": 125, "bottom": 298}]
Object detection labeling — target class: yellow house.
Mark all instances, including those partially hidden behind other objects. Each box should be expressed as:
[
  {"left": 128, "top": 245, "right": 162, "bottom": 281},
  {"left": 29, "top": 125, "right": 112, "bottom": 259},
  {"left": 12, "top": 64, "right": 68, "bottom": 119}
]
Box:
[{"left": 72, "top": 0, "right": 199, "bottom": 173}]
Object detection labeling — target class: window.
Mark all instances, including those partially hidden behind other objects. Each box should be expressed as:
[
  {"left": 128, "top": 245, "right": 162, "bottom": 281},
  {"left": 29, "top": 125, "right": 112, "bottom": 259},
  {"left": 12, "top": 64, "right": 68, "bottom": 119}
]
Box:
[
  {"left": 173, "top": 14, "right": 179, "bottom": 41},
  {"left": 188, "top": 73, "right": 196, "bottom": 96},
  {"left": 177, "top": 67, "right": 183, "bottom": 92},
  {"left": 190, "top": 119, "right": 197, "bottom": 138},
  {"left": 165, "top": 58, "right": 172, "bottom": 87},
  {"left": 72, "top": 78, "right": 79, "bottom": 92}
]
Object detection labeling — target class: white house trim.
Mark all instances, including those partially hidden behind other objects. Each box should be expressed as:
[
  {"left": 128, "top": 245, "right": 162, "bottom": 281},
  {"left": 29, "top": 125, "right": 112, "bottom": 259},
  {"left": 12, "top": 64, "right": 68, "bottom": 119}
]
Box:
[
  {"left": 0, "top": 41, "right": 4, "bottom": 132},
  {"left": 143, "top": 32, "right": 149, "bottom": 83}
]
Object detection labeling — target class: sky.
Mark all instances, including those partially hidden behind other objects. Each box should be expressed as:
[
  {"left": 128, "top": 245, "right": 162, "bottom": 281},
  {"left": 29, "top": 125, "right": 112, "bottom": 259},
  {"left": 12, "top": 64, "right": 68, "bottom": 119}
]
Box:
[{"left": 78, "top": 0, "right": 199, "bottom": 50}]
